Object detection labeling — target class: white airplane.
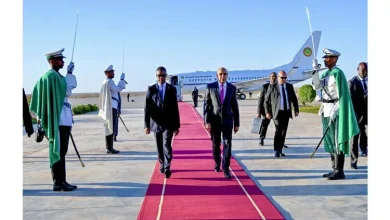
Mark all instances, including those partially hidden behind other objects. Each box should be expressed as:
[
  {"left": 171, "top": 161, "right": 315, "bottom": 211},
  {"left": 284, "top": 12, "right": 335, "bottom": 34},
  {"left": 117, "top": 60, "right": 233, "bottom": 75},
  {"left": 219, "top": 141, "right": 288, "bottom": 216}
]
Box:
[{"left": 167, "top": 30, "right": 327, "bottom": 100}]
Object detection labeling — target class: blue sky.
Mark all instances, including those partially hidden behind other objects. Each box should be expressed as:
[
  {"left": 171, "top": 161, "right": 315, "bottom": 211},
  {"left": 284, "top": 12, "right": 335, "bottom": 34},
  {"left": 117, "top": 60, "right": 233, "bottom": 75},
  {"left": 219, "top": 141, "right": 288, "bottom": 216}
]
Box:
[{"left": 23, "top": 0, "right": 367, "bottom": 93}]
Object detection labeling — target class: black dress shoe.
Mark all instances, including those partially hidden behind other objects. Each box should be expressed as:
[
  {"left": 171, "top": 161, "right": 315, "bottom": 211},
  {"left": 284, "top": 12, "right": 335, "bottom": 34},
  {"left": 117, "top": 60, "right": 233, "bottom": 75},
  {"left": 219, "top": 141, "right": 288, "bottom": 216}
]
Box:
[
  {"left": 223, "top": 172, "right": 232, "bottom": 179},
  {"left": 361, "top": 151, "right": 367, "bottom": 156},
  {"left": 64, "top": 181, "right": 77, "bottom": 189},
  {"left": 53, "top": 182, "right": 74, "bottom": 192},
  {"left": 114, "top": 136, "right": 117, "bottom": 142},
  {"left": 159, "top": 168, "right": 164, "bottom": 173},
  {"left": 327, "top": 170, "right": 345, "bottom": 180},
  {"left": 259, "top": 139, "right": 264, "bottom": 146},
  {"left": 214, "top": 166, "right": 221, "bottom": 172},
  {"left": 351, "top": 163, "right": 358, "bottom": 169},
  {"left": 165, "top": 170, "right": 172, "bottom": 178},
  {"left": 280, "top": 152, "right": 285, "bottom": 157},
  {"left": 284, "top": 145, "right": 288, "bottom": 148},
  {"left": 275, "top": 152, "right": 280, "bottom": 157},
  {"left": 323, "top": 170, "right": 335, "bottom": 177}
]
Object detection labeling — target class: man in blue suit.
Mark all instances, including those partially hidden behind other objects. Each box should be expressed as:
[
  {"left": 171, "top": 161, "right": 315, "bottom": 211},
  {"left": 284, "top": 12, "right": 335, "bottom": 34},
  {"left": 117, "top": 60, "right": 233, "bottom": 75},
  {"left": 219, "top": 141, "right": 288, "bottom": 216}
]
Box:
[
  {"left": 144, "top": 66, "right": 180, "bottom": 178},
  {"left": 204, "top": 67, "right": 240, "bottom": 179}
]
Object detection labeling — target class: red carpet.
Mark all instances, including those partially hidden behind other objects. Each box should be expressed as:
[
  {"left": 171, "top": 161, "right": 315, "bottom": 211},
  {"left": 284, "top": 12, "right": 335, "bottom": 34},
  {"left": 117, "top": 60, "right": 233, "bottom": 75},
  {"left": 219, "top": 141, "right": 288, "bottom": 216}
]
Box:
[{"left": 137, "top": 102, "right": 285, "bottom": 220}]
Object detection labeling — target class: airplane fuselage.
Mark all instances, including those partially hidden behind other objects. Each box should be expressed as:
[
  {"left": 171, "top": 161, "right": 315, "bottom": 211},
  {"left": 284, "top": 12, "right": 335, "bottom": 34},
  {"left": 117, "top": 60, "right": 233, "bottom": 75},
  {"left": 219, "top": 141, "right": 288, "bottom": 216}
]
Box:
[{"left": 174, "top": 67, "right": 312, "bottom": 94}]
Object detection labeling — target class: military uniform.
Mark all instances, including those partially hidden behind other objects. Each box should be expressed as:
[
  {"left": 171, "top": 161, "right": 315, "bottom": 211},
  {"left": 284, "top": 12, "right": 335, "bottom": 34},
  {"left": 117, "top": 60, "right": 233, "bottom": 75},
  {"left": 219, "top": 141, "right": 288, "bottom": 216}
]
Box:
[
  {"left": 314, "top": 48, "right": 360, "bottom": 180},
  {"left": 98, "top": 65, "right": 126, "bottom": 154},
  {"left": 30, "top": 48, "right": 78, "bottom": 191}
]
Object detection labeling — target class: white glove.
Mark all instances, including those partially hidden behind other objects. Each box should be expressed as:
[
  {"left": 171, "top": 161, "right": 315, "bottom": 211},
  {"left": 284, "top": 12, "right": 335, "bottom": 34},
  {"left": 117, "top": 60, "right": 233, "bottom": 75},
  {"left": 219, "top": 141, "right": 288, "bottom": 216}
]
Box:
[
  {"left": 312, "top": 59, "right": 319, "bottom": 70},
  {"left": 329, "top": 102, "right": 339, "bottom": 124},
  {"left": 67, "top": 62, "right": 75, "bottom": 74},
  {"left": 120, "top": 73, "right": 125, "bottom": 80}
]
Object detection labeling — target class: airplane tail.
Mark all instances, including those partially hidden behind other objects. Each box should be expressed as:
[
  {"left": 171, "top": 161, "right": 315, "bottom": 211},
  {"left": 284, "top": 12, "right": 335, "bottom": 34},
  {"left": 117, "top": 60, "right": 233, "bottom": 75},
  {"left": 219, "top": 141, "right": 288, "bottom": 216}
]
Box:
[
  {"left": 292, "top": 31, "right": 321, "bottom": 70},
  {"left": 276, "top": 31, "right": 322, "bottom": 72}
]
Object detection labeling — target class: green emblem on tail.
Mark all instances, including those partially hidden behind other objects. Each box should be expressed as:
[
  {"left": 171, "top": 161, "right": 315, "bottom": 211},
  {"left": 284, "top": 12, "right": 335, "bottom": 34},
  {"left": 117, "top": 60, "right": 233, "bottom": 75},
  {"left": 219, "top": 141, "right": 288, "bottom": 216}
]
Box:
[{"left": 303, "top": 47, "right": 312, "bottom": 57}]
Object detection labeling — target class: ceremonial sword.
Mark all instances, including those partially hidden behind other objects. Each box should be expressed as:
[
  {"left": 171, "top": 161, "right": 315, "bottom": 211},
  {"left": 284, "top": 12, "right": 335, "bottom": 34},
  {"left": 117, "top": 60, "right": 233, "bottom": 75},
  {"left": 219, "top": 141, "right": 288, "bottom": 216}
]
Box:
[
  {"left": 70, "top": 133, "right": 85, "bottom": 167},
  {"left": 119, "top": 115, "right": 129, "bottom": 132}
]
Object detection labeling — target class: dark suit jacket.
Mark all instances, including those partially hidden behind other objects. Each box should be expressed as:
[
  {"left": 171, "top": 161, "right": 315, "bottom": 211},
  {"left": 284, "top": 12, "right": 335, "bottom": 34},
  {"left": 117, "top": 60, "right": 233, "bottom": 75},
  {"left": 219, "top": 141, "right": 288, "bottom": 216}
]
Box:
[
  {"left": 264, "top": 82, "right": 299, "bottom": 119},
  {"left": 192, "top": 89, "right": 198, "bottom": 100},
  {"left": 349, "top": 76, "right": 367, "bottom": 125},
  {"left": 204, "top": 81, "right": 240, "bottom": 128},
  {"left": 144, "top": 83, "right": 180, "bottom": 132},
  {"left": 23, "top": 88, "right": 34, "bottom": 137},
  {"left": 257, "top": 83, "right": 271, "bottom": 116}
]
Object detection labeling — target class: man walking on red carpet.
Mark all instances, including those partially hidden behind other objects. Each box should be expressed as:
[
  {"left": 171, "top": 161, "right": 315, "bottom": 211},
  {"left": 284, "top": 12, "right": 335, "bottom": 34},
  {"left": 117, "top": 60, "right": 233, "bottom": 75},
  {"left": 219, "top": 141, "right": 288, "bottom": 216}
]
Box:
[
  {"left": 204, "top": 67, "right": 240, "bottom": 179},
  {"left": 144, "top": 66, "right": 180, "bottom": 178}
]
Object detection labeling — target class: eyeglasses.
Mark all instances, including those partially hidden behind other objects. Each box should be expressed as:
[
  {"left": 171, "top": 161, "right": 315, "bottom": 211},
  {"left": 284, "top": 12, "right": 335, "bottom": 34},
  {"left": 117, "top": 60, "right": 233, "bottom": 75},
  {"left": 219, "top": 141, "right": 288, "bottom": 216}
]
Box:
[
  {"left": 218, "top": 72, "right": 227, "bottom": 75},
  {"left": 157, "top": 74, "right": 167, "bottom": 77}
]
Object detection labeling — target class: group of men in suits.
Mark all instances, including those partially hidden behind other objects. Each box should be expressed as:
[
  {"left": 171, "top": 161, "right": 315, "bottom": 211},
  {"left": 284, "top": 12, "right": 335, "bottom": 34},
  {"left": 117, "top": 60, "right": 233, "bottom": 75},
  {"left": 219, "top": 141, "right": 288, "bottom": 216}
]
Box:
[
  {"left": 254, "top": 48, "right": 367, "bottom": 180},
  {"left": 257, "top": 70, "right": 300, "bottom": 157}
]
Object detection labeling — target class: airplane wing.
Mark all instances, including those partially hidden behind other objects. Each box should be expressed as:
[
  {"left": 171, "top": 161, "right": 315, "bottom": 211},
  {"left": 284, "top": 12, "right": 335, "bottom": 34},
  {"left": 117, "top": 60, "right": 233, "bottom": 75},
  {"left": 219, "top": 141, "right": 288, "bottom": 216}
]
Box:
[{"left": 232, "top": 77, "right": 270, "bottom": 92}]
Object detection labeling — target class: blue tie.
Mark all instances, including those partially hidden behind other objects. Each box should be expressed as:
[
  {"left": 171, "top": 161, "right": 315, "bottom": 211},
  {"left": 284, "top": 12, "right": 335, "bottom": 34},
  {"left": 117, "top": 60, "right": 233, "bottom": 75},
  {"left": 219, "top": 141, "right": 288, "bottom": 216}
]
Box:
[{"left": 159, "top": 86, "right": 164, "bottom": 104}]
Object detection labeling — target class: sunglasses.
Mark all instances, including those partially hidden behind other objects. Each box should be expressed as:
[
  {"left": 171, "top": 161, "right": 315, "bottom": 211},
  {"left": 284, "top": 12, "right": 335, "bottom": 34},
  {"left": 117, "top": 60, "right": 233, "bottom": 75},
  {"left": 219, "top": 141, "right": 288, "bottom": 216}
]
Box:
[
  {"left": 280, "top": 77, "right": 287, "bottom": 79},
  {"left": 157, "top": 74, "right": 167, "bottom": 77}
]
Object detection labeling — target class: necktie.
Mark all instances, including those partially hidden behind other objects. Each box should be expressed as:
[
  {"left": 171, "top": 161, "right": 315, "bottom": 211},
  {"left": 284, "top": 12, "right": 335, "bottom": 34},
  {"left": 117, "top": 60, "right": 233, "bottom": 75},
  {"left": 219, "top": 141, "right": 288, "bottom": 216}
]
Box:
[
  {"left": 362, "top": 79, "right": 367, "bottom": 94},
  {"left": 159, "top": 86, "right": 164, "bottom": 106},
  {"left": 282, "top": 84, "right": 288, "bottom": 110},
  {"left": 220, "top": 84, "right": 225, "bottom": 103}
]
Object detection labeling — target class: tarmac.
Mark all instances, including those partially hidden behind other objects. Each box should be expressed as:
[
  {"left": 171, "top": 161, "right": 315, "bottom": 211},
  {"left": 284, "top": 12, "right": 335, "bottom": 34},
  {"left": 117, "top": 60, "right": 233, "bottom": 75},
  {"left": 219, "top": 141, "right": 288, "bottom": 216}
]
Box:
[{"left": 23, "top": 94, "right": 368, "bottom": 220}]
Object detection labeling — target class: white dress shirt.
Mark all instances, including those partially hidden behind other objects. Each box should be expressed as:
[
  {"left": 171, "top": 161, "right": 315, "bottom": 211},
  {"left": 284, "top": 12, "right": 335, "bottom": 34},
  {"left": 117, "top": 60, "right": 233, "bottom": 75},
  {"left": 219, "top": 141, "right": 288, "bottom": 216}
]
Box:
[{"left": 278, "top": 83, "right": 290, "bottom": 110}]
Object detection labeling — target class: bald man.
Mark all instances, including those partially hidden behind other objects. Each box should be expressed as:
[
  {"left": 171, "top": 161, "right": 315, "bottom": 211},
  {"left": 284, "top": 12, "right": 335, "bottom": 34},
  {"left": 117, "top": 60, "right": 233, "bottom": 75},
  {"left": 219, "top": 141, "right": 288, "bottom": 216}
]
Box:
[
  {"left": 204, "top": 67, "right": 240, "bottom": 179},
  {"left": 264, "top": 70, "right": 299, "bottom": 157},
  {"left": 349, "top": 62, "right": 368, "bottom": 168}
]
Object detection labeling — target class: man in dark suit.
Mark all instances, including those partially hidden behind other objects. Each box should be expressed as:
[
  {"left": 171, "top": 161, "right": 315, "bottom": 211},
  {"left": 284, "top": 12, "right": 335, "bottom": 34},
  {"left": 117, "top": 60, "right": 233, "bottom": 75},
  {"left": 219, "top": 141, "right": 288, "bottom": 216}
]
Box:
[
  {"left": 349, "top": 62, "right": 368, "bottom": 168},
  {"left": 192, "top": 87, "right": 199, "bottom": 107},
  {"left": 264, "top": 70, "right": 299, "bottom": 157},
  {"left": 144, "top": 66, "right": 180, "bottom": 178},
  {"left": 257, "top": 72, "right": 277, "bottom": 146},
  {"left": 204, "top": 67, "right": 240, "bottom": 179}
]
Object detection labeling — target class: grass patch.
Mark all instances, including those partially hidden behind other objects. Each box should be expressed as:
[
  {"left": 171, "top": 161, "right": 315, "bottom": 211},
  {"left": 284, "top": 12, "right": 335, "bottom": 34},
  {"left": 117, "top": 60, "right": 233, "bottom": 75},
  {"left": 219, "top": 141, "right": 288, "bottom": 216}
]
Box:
[
  {"left": 299, "top": 105, "right": 320, "bottom": 114},
  {"left": 72, "top": 104, "right": 99, "bottom": 115}
]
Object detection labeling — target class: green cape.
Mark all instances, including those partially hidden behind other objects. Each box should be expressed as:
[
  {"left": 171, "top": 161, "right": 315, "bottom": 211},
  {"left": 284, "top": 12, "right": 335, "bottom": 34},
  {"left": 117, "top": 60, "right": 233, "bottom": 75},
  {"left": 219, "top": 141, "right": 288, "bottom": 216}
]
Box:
[
  {"left": 320, "top": 67, "right": 360, "bottom": 155},
  {"left": 30, "top": 69, "right": 67, "bottom": 167}
]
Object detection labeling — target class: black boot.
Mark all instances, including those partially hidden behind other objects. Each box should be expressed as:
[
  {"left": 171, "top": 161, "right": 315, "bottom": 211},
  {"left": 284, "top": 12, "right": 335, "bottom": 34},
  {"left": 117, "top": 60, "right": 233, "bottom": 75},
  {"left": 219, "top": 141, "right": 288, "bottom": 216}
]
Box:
[
  {"left": 51, "top": 162, "right": 73, "bottom": 191},
  {"left": 61, "top": 157, "right": 77, "bottom": 189},
  {"left": 327, "top": 170, "right": 345, "bottom": 180},
  {"left": 53, "top": 182, "right": 74, "bottom": 191},
  {"left": 106, "top": 135, "right": 119, "bottom": 154},
  {"left": 259, "top": 139, "right": 264, "bottom": 146}
]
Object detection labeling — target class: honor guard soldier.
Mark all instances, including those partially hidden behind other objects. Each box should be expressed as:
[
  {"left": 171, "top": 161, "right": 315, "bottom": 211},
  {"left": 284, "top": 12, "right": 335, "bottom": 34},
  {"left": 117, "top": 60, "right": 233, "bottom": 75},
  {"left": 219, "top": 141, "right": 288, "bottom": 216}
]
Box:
[
  {"left": 312, "top": 48, "right": 359, "bottom": 180},
  {"left": 98, "top": 65, "right": 126, "bottom": 154},
  {"left": 30, "top": 48, "right": 78, "bottom": 191}
]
